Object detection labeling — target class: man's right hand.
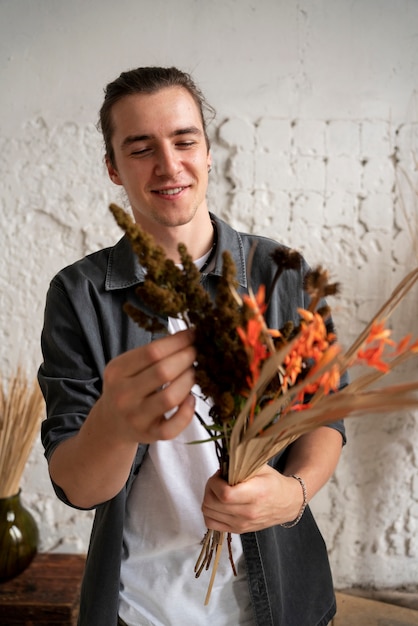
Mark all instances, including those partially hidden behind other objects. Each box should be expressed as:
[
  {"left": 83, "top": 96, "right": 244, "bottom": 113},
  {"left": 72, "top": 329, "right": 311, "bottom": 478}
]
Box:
[
  {"left": 99, "top": 327, "right": 197, "bottom": 443},
  {"left": 49, "top": 328, "right": 196, "bottom": 508}
]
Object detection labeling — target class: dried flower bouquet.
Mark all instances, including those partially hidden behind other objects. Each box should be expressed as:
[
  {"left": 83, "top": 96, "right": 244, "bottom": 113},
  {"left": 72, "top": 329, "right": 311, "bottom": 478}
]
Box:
[
  {"left": 110, "top": 203, "right": 418, "bottom": 604},
  {"left": 0, "top": 368, "right": 45, "bottom": 499}
]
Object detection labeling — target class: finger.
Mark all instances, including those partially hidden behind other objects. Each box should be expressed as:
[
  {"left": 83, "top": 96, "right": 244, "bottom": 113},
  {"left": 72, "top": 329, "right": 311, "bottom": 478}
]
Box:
[
  {"left": 104, "top": 341, "right": 196, "bottom": 408},
  {"left": 139, "top": 367, "right": 196, "bottom": 426},
  {"left": 202, "top": 508, "right": 243, "bottom": 533},
  {"left": 152, "top": 393, "right": 196, "bottom": 440},
  {"left": 206, "top": 474, "right": 251, "bottom": 506},
  {"left": 124, "top": 328, "right": 196, "bottom": 377},
  {"left": 118, "top": 366, "right": 196, "bottom": 443}
]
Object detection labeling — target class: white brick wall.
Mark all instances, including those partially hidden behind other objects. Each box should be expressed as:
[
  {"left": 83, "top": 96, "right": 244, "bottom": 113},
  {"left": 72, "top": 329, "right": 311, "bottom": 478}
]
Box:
[{"left": 1, "top": 0, "right": 418, "bottom": 592}]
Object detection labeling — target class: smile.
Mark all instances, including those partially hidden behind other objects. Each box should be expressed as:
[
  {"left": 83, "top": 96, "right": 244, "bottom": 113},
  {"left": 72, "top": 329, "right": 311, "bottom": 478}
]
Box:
[{"left": 155, "top": 187, "right": 186, "bottom": 196}]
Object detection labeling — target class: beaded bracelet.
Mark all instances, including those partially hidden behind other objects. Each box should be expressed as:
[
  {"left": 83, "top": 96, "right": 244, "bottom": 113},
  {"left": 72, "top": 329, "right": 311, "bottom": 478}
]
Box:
[{"left": 280, "top": 474, "right": 308, "bottom": 528}]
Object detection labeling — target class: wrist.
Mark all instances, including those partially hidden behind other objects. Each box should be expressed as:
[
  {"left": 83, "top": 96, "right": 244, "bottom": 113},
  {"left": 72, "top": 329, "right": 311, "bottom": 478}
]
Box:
[{"left": 280, "top": 474, "right": 308, "bottom": 528}]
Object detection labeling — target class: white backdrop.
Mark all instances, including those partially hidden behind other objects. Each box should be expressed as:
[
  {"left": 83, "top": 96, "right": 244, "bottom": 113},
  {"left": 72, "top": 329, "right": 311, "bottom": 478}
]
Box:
[{"left": 1, "top": 0, "right": 418, "bottom": 591}]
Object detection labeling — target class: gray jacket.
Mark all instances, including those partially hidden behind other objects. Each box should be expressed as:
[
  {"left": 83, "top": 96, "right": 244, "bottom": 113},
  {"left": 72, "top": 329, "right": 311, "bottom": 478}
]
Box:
[{"left": 39, "top": 214, "right": 346, "bottom": 626}]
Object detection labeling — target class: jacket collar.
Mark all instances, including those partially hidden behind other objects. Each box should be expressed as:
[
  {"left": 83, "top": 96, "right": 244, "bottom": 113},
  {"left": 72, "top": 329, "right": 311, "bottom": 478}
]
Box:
[{"left": 105, "top": 213, "right": 248, "bottom": 291}]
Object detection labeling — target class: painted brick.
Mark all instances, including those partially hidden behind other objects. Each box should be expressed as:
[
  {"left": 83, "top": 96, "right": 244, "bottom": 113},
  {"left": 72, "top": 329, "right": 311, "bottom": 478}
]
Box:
[
  {"left": 256, "top": 118, "right": 291, "bottom": 152},
  {"left": 218, "top": 117, "right": 255, "bottom": 150},
  {"left": 251, "top": 189, "right": 291, "bottom": 240},
  {"left": 253, "top": 151, "right": 293, "bottom": 190},
  {"left": 292, "top": 119, "right": 327, "bottom": 156},
  {"left": 362, "top": 157, "right": 395, "bottom": 194},
  {"left": 292, "top": 191, "right": 325, "bottom": 226},
  {"left": 359, "top": 192, "right": 394, "bottom": 231},
  {"left": 326, "top": 120, "right": 361, "bottom": 157},
  {"left": 323, "top": 191, "right": 359, "bottom": 228},
  {"left": 326, "top": 155, "right": 362, "bottom": 193},
  {"left": 225, "top": 150, "right": 255, "bottom": 190},
  {"left": 294, "top": 155, "right": 326, "bottom": 191},
  {"left": 360, "top": 120, "right": 393, "bottom": 158}
]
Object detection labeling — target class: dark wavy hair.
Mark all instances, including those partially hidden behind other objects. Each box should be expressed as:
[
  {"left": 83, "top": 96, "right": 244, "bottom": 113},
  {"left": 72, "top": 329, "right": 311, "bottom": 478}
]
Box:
[{"left": 99, "top": 66, "right": 215, "bottom": 167}]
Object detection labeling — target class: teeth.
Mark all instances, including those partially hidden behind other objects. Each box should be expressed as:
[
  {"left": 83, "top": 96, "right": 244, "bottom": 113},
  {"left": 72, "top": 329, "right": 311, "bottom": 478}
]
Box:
[{"left": 158, "top": 187, "right": 184, "bottom": 195}]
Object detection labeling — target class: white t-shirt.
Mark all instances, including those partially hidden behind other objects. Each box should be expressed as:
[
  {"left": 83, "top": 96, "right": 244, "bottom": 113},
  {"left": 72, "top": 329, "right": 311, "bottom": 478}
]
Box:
[{"left": 119, "top": 254, "right": 254, "bottom": 625}]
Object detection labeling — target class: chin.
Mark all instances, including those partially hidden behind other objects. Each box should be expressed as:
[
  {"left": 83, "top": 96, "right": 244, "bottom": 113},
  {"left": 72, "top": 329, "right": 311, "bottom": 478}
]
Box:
[{"left": 153, "top": 207, "right": 198, "bottom": 228}]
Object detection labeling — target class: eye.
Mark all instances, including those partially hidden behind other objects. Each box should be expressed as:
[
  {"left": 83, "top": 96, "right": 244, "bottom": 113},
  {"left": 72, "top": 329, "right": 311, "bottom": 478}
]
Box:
[
  {"left": 176, "top": 140, "right": 196, "bottom": 149},
  {"left": 131, "top": 147, "right": 152, "bottom": 157}
]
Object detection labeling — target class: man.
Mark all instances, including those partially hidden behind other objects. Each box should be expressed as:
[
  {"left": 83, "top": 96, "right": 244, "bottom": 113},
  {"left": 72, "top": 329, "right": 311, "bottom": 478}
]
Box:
[{"left": 39, "top": 67, "right": 345, "bottom": 626}]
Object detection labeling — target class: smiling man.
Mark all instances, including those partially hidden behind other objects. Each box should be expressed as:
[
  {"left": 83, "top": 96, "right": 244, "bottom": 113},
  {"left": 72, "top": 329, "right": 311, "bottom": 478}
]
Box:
[
  {"left": 39, "top": 67, "right": 346, "bottom": 626},
  {"left": 106, "top": 86, "right": 213, "bottom": 256}
]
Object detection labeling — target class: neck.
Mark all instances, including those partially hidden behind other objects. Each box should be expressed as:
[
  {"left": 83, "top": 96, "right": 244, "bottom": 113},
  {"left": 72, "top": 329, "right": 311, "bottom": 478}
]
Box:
[
  {"left": 135, "top": 209, "right": 214, "bottom": 263},
  {"left": 161, "top": 221, "right": 214, "bottom": 263}
]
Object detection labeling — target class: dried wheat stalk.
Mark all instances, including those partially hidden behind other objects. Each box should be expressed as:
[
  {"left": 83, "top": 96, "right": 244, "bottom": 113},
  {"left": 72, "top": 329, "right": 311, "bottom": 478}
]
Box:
[{"left": 0, "top": 368, "right": 45, "bottom": 499}]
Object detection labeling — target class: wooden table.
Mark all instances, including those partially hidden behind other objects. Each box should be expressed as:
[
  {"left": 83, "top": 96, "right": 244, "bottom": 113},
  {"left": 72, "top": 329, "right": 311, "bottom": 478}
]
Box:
[
  {"left": 333, "top": 592, "right": 418, "bottom": 626},
  {"left": 0, "top": 553, "right": 85, "bottom": 626}
]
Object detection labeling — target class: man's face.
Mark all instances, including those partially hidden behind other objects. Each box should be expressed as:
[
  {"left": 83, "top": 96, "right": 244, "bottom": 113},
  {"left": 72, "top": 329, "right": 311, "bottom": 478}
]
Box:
[{"left": 106, "top": 86, "right": 212, "bottom": 232}]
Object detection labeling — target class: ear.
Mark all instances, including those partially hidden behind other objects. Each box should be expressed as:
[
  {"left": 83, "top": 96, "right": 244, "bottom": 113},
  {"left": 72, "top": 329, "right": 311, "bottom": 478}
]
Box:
[
  {"left": 207, "top": 150, "right": 212, "bottom": 171},
  {"left": 106, "top": 156, "right": 123, "bottom": 186}
]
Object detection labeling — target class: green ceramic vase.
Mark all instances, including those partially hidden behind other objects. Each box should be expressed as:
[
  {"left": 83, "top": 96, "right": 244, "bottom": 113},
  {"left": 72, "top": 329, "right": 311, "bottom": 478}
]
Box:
[{"left": 0, "top": 490, "right": 39, "bottom": 582}]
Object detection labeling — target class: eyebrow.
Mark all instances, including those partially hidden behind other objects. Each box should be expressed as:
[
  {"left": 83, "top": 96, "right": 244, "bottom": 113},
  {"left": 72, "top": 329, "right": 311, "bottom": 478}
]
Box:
[{"left": 121, "top": 126, "right": 203, "bottom": 149}]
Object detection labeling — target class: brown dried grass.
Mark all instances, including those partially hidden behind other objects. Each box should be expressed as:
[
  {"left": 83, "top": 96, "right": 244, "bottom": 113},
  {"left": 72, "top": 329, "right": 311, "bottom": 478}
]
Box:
[{"left": 0, "top": 368, "right": 45, "bottom": 498}]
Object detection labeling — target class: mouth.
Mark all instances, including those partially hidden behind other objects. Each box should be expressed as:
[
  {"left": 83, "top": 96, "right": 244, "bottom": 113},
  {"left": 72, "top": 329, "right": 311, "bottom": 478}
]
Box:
[{"left": 153, "top": 186, "right": 188, "bottom": 196}]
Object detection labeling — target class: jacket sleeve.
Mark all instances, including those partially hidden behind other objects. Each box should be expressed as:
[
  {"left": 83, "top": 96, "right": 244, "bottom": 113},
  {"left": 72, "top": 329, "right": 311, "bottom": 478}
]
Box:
[{"left": 38, "top": 273, "right": 105, "bottom": 507}]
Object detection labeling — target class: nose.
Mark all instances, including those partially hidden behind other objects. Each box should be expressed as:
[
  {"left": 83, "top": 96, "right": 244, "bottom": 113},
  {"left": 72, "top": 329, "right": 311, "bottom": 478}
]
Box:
[{"left": 155, "top": 145, "right": 181, "bottom": 177}]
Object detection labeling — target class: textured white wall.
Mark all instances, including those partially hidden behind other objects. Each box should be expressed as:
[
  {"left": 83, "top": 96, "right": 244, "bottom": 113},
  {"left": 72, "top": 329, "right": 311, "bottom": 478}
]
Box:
[{"left": 1, "top": 0, "right": 417, "bottom": 590}]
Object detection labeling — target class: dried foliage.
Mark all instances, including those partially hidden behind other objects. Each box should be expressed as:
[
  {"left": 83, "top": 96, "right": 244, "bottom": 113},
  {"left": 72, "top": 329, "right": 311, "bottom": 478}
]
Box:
[
  {"left": 110, "top": 203, "right": 418, "bottom": 604},
  {"left": 0, "top": 368, "right": 45, "bottom": 498}
]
